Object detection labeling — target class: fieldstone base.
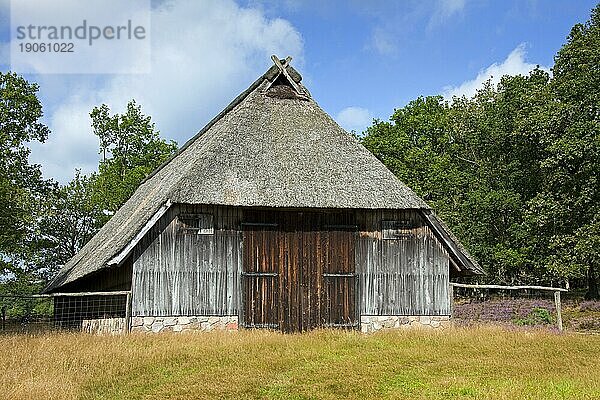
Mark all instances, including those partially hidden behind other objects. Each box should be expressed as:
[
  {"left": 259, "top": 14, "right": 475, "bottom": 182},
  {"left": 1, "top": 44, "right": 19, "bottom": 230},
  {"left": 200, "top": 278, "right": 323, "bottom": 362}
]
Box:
[
  {"left": 131, "top": 316, "right": 238, "bottom": 333},
  {"left": 360, "top": 315, "right": 451, "bottom": 333}
]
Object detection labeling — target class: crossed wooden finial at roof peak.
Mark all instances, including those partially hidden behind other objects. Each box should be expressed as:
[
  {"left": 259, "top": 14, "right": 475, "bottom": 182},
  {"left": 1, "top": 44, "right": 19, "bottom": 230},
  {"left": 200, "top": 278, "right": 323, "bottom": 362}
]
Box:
[
  {"left": 271, "top": 55, "right": 293, "bottom": 68},
  {"left": 269, "top": 55, "right": 305, "bottom": 96}
]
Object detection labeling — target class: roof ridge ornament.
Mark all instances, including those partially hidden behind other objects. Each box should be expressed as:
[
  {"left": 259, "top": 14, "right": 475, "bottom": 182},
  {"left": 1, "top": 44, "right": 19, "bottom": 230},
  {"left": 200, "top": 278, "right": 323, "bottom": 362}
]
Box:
[
  {"left": 267, "top": 55, "right": 308, "bottom": 98},
  {"left": 272, "top": 55, "right": 292, "bottom": 68}
]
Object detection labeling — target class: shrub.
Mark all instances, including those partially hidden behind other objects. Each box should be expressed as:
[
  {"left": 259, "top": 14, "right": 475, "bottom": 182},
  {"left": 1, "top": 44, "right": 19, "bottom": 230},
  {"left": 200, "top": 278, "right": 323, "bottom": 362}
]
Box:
[{"left": 513, "top": 307, "right": 553, "bottom": 326}]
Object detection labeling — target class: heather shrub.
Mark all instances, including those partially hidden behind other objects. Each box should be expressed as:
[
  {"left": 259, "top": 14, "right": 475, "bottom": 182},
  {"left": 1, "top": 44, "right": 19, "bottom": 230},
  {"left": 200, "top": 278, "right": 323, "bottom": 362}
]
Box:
[{"left": 579, "top": 301, "right": 600, "bottom": 312}]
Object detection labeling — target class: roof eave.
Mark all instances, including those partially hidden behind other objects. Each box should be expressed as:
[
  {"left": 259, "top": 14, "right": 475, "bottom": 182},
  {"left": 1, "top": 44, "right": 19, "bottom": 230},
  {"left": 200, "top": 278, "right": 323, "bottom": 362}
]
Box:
[{"left": 421, "top": 209, "right": 484, "bottom": 275}]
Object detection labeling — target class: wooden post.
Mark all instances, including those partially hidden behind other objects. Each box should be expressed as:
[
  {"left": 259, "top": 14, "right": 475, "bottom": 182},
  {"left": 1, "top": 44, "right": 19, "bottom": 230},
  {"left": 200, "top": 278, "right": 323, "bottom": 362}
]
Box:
[
  {"left": 554, "top": 290, "right": 563, "bottom": 332},
  {"left": 449, "top": 283, "right": 454, "bottom": 317},
  {"left": 1, "top": 305, "right": 5, "bottom": 331},
  {"left": 125, "top": 292, "right": 132, "bottom": 334}
]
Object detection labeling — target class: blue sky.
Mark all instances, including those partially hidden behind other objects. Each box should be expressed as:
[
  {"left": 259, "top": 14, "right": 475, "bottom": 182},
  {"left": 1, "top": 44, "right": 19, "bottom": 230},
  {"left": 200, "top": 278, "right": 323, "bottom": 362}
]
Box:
[{"left": 0, "top": 0, "right": 597, "bottom": 183}]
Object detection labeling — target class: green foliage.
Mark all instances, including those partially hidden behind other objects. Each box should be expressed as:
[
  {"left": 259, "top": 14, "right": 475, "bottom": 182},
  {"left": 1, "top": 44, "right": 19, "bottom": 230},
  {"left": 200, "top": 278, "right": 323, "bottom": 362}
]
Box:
[
  {"left": 362, "top": 71, "right": 553, "bottom": 284},
  {"left": 0, "top": 296, "right": 52, "bottom": 319},
  {"left": 28, "top": 171, "right": 104, "bottom": 281},
  {"left": 0, "top": 72, "right": 50, "bottom": 255},
  {"left": 513, "top": 307, "right": 554, "bottom": 326},
  {"left": 0, "top": 72, "right": 54, "bottom": 293},
  {"left": 0, "top": 74, "right": 178, "bottom": 294},
  {"left": 362, "top": 4, "right": 600, "bottom": 294},
  {"left": 90, "top": 100, "right": 177, "bottom": 221},
  {"left": 537, "top": 3, "right": 600, "bottom": 298}
]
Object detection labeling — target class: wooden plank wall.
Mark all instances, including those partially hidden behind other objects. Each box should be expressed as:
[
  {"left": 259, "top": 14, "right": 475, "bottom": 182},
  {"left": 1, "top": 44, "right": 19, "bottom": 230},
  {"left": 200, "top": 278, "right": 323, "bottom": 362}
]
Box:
[
  {"left": 321, "top": 213, "right": 358, "bottom": 328},
  {"left": 59, "top": 259, "right": 132, "bottom": 293},
  {"left": 131, "top": 204, "right": 242, "bottom": 316},
  {"left": 356, "top": 210, "right": 450, "bottom": 315},
  {"left": 130, "top": 205, "right": 450, "bottom": 318}
]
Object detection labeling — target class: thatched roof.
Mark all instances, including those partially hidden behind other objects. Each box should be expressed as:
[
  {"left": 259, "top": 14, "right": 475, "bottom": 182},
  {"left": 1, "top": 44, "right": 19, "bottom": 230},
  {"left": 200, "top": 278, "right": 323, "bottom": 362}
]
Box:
[{"left": 45, "top": 57, "right": 479, "bottom": 292}]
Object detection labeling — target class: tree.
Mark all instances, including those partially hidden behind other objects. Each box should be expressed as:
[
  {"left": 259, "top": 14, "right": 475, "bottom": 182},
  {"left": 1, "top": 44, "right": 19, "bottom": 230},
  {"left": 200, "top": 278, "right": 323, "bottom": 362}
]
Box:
[
  {"left": 528, "top": 4, "right": 600, "bottom": 298},
  {"left": 26, "top": 100, "right": 178, "bottom": 288},
  {"left": 0, "top": 78, "right": 178, "bottom": 292},
  {"left": 451, "top": 71, "right": 556, "bottom": 284},
  {"left": 90, "top": 100, "right": 177, "bottom": 221},
  {"left": 0, "top": 72, "right": 53, "bottom": 291},
  {"left": 29, "top": 171, "right": 102, "bottom": 281},
  {"left": 361, "top": 70, "right": 553, "bottom": 285},
  {"left": 361, "top": 3, "right": 600, "bottom": 295}
]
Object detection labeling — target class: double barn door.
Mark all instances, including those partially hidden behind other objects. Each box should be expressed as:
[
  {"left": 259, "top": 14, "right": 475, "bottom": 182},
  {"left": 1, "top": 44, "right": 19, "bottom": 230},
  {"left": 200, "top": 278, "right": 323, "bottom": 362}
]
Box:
[{"left": 242, "top": 212, "right": 357, "bottom": 332}]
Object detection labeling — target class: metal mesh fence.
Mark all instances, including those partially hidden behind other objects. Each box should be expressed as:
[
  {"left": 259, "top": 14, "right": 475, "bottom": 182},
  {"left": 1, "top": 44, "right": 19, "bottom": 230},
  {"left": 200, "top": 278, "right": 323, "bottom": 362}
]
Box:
[
  {"left": 5, "top": 286, "right": 597, "bottom": 334},
  {"left": 0, "top": 292, "right": 130, "bottom": 335}
]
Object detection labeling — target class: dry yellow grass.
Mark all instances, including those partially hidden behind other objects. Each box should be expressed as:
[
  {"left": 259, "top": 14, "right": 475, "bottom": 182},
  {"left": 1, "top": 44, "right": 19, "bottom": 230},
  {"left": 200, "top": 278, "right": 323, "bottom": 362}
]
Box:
[{"left": 1, "top": 326, "right": 600, "bottom": 399}]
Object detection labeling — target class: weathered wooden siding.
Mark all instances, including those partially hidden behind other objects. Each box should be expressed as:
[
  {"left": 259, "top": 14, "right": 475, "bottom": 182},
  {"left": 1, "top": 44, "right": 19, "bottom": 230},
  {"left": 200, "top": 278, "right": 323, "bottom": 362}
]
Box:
[
  {"left": 241, "top": 221, "right": 280, "bottom": 329},
  {"left": 321, "top": 213, "right": 358, "bottom": 328},
  {"left": 356, "top": 210, "right": 450, "bottom": 315},
  {"left": 130, "top": 205, "right": 450, "bottom": 321},
  {"left": 58, "top": 259, "right": 132, "bottom": 293},
  {"left": 131, "top": 205, "right": 242, "bottom": 316}
]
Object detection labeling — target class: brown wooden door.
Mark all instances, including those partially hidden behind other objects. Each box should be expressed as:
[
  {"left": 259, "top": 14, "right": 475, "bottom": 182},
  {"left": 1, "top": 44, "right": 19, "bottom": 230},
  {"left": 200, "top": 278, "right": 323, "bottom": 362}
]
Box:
[
  {"left": 279, "top": 212, "right": 322, "bottom": 332},
  {"left": 321, "top": 224, "right": 357, "bottom": 328},
  {"left": 242, "top": 212, "right": 357, "bottom": 332},
  {"left": 241, "top": 222, "right": 280, "bottom": 329}
]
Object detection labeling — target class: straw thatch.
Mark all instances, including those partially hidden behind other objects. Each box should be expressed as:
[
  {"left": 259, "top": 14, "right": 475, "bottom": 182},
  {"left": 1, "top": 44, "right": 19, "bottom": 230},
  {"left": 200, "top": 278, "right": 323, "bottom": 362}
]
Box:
[{"left": 46, "top": 59, "right": 479, "bottom": 292}]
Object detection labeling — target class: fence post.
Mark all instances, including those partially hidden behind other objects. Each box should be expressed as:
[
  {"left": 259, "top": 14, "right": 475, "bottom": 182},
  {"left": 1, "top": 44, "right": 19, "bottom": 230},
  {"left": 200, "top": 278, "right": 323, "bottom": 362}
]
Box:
[
  {"left": 449, "top": 283, "right": 454, "bottom": 317},
  {"left": 554, "top": 290, "right": 563, "bottom": 332},
  {"left": 125, "top": 292, "right": 132, "bottom": 334},
  {"left": 1, "top": 305, "right": 6, "bottom": 331}
]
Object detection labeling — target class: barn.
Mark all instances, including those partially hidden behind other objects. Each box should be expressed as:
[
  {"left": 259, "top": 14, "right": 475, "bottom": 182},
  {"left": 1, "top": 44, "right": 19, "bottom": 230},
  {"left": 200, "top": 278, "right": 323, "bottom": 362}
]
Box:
[{"left": 45, "top": 56, "right": 483, "bottom": 333}]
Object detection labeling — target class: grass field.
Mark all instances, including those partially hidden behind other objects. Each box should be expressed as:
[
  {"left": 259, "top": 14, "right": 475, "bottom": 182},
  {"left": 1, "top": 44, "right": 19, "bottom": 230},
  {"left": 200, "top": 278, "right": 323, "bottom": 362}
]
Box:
[{"left": 2, "top": 326, "right": 600, "bottom": 400}]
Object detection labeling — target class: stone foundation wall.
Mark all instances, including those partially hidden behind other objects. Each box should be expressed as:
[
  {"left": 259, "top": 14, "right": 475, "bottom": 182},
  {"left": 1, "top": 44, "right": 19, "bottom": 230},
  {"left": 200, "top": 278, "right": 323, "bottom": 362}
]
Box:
[
  {"left": 129, "top": 315, "right": 449, "bottom": 334},
  {"left": 360, "top": 315, "right": 450, "bottom": 333},
  {"left": 131, "top": 316, "right": 238, "bottom": 333}
]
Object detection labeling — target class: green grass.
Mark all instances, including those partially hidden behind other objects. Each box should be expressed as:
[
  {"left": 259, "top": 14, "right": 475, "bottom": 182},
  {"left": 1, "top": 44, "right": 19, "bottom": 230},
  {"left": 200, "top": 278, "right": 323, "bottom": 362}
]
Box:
[{"left": 2, "top": 326, "right": 600, "bottom": 399}]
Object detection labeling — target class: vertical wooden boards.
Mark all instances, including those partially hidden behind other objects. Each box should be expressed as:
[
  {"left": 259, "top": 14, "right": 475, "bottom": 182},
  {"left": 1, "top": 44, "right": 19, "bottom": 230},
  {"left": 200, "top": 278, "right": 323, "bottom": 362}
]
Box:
[
  {"left": 241, "top": 221, "right": 280, "bottom": 329},
  {"left": 62, "top": 259, "right": 132, "bottom": 293},
  {"left": 131, "top": 205, "right": 451, "bottom": 325},
  {"left": 241, "top": 211, "right": 356, "bottom": 332},
  {"left": 321, "top": 219, "right": 357, "bottom": 328},
  {"left": 356, "top": 209, "right": 450, "bottom": 316},
  {"left": 131, "top": 205, "right": 242, "bottom": 316}
]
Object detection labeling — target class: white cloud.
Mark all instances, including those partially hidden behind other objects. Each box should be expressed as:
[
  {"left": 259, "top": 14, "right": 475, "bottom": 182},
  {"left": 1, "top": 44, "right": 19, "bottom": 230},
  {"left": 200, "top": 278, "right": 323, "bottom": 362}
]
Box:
[
  {"left": 371, "top": 27, "right": 397, "bottom": 56},
  {"left": 442, "top": 44, "right": 549, "bottom": 100},
  {"left": 429, "top": 0, "right": 466, "bottom": 28},
  {"left": 335, "top": 106, "right": 373, "bottom": 134},
  {"left": 10, "top": 0, "right": 151, "bottom": 73},
  {"left": 29, "top": 98, "right": 99, "bottom": 181},
  {"left": 368, "top": 1, "right": 466, "bottom": 56},
  {"left": 26, "top": 0, "right": 303, "bottom": 183}
]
